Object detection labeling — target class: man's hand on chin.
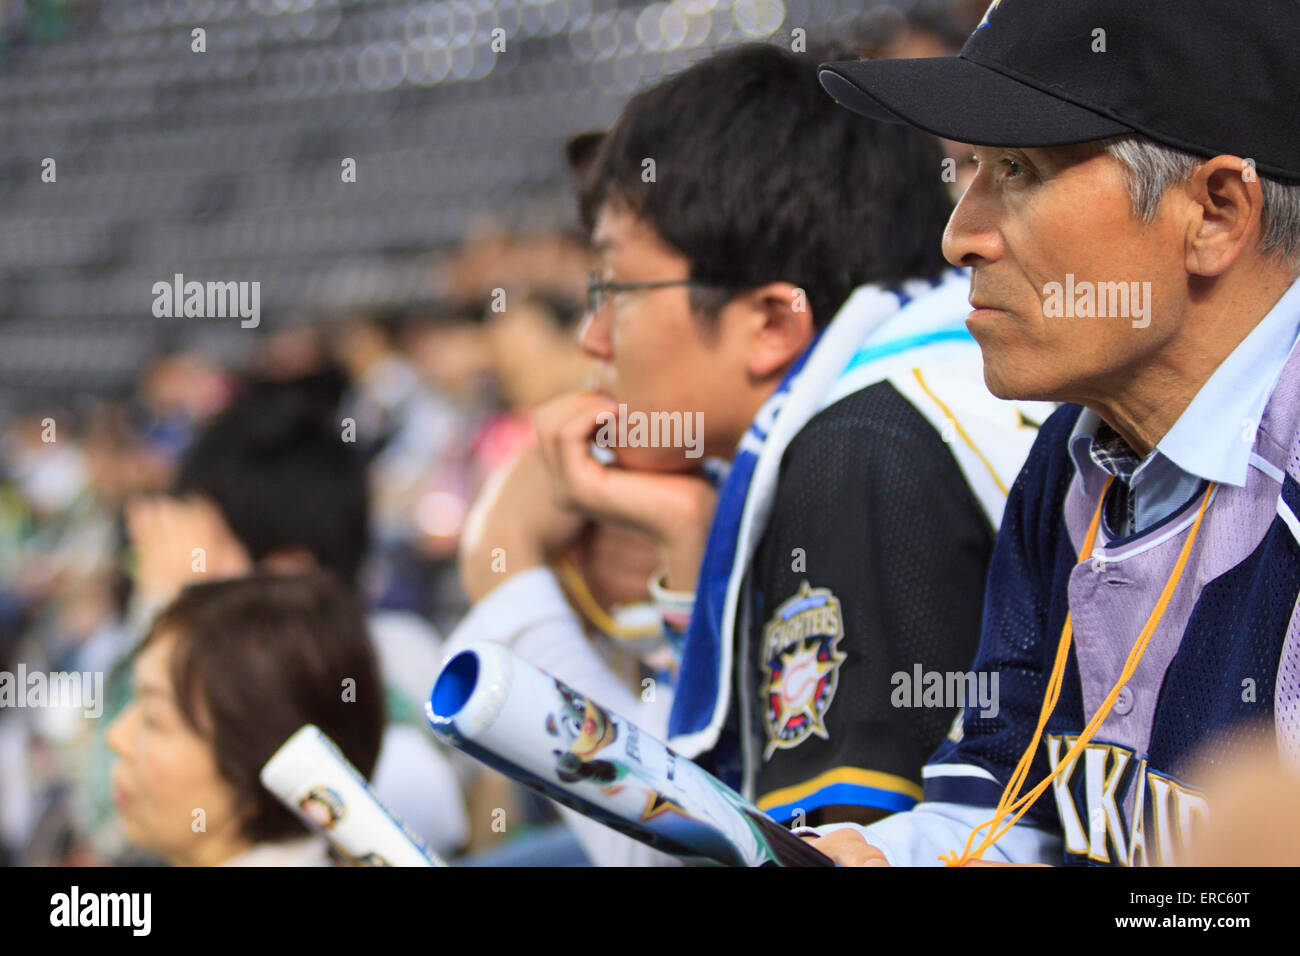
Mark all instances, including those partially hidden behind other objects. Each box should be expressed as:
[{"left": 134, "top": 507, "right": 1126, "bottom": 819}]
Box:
[
  {"left": 458, "top": 442, "right": 585, "bottom": 602},
  {"left": 534, "top": 391, "right": 718, "bottom": 592}
]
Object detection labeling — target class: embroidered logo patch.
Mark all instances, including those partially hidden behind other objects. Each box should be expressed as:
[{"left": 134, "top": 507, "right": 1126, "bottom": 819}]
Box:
[{"left": 760, "top": 581, "right": 847, "bottom": 759}]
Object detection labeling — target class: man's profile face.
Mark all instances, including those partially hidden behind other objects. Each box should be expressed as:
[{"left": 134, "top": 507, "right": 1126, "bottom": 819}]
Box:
[
  {"left": 577, "top": 201, "right": 752, "bottom": 469},
  {"left": 943, "top": 143, "right": 1188, "bottom": 405}
]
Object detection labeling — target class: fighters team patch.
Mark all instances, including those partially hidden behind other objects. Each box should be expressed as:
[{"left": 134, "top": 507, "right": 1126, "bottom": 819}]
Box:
[{"left": 760, "top": 582, "right": 847, "bottom": 759}]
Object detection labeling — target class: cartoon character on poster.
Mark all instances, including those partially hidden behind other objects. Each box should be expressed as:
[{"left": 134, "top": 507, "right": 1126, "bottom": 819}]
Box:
[
  {"left": 545, "top": 680, "right": 695, "bottom": 818},
  {"left": 546, "top": 681, "right": 621, "bottom": 784}
]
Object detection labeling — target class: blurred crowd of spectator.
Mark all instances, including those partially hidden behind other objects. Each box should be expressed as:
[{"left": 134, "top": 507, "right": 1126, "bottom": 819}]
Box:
[{"left": 0, "top": 226, "right": 608, "bottom": 865}]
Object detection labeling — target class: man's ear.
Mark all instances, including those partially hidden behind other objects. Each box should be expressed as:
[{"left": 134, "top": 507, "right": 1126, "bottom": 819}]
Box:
[
  {"left": 1184, "top": 155, "right": 1265, "bottom": 278},
  {"left": 740, "top": 282, "right": 816, "bottom": 379}
]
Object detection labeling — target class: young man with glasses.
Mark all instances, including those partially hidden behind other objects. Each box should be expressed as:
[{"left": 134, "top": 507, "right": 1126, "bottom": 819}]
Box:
[{"left": 452, "top": 41, "right": 1049, "bottom": 864}]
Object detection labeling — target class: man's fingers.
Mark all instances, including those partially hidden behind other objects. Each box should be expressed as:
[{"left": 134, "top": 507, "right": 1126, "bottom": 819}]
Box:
[
  {"left": 801, "top": 829, "right": 890, "bottom": 867},
  {"left": 534, "top": 391, "right": 618, "bottom": 509},
  {"left": 534, "top": 391, "right": 615, "bottom": 457},
  {"left": 555, "top": 422, "right": 615, "bottom": 510}
]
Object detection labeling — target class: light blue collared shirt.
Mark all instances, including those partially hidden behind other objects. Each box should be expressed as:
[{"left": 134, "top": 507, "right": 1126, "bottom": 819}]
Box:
[{"left": 1068, "top": 272, "right": 1300, "bottom": 535}]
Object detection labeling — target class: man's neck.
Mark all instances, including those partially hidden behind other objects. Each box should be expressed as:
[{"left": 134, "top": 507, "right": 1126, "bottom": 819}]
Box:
[
  {"left": 721, "top": 377, "right": 788, "bottom": 461},
  {"left": 1079, "top": 266, "right": 1298, "bottom": 457},
  {"left": 1082, "top": 364, "right": 1189, "bottom": 458}
]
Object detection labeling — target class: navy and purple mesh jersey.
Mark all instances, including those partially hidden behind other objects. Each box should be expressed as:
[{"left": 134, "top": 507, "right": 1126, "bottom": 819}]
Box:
[{"left": 922, "top": 351, "right": 1300, "bottom": 867}]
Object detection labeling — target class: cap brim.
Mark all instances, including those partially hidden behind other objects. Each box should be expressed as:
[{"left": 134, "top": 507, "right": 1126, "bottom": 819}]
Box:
[{"left": 819, "top": 56, "right": 1132, "bottom": 147}]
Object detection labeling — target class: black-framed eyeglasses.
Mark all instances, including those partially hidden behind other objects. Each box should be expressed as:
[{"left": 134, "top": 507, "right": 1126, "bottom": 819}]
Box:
[{"left": 585, "top": 272, "right": 729, "bottom": 316}]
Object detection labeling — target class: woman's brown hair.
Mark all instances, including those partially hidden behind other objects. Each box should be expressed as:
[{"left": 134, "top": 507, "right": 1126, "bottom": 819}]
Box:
[{"left": 141, "top": 571, "right": 385, "bottom": 843}]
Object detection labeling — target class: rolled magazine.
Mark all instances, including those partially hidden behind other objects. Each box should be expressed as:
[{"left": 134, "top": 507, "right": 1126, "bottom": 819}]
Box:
[
  {"left": 261, "top": 724, "right": 445, "bottom": 867},
  {"left": 426, "top": 642, "right": 832, "bottom": 867}
]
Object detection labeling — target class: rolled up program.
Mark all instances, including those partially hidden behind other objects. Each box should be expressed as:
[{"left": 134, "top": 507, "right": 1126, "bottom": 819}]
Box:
[
  {"left": 426, "top": 641, "right": 831, "bottom": 867},
  {"left": 261, "top": 724, "right": 444, "bottom": 867}
]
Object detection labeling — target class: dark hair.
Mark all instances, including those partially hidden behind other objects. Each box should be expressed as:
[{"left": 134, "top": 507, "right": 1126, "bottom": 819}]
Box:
[
  {"left": 173, "top": 380, "right": 368, "bottom": 587},
  {"left": 142, "top": 572, "right": 385, "bottom": 844},
  {"left": 565, "top": 130, "right": 605, "bottom": 181},
  {"left": 578, "top": 42, "right": 953, "bottom": 328}
]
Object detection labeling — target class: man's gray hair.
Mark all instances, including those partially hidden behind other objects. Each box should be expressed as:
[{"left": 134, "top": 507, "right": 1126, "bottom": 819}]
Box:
[{"left": 1099, "top": 134, "right": 1300, "bottom": 265}]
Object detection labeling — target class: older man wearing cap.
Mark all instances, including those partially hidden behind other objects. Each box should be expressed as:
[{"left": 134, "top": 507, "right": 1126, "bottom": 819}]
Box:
[{"left": 804, "top": 0, "right": 1300, "bottom": 866}]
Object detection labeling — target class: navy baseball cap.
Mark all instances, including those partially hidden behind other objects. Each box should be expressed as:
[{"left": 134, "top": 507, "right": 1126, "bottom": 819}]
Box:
[{"left": 818, "top": 0, "right": 1300, "bottom": 182}]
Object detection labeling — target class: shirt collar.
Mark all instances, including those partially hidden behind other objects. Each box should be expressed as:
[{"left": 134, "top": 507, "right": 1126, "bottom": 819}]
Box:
[
  {"left": 1158, "top": 272, "right": 1300, "bottom": 485},
  {"left": 1070, "top": 272, "right": 1300, "bottom": 488}
]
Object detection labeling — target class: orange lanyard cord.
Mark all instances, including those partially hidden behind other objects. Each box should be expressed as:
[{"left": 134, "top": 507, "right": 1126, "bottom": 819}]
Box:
[
  {"left": 940, "top": 477, "right": 1110, "bottom": 866},
  {"left": 941, "top": 477, "right": 1216, "bottom": 866}
]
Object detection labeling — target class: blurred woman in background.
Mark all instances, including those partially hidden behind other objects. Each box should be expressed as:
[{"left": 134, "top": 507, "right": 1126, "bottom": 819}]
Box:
[{"left": 106, "top": 572, "right": 384, "bottom": 866}]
